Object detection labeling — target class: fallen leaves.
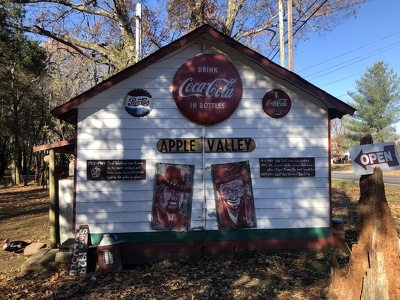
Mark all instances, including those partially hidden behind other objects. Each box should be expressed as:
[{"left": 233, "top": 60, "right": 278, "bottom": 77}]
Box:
[{"left": 0, "top": 252, "right": 336, "bottom": 299}]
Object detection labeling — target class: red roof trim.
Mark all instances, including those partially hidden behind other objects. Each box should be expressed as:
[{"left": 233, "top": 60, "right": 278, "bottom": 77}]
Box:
[{"left": 52, "top": 25, "right": 355, "bottom": 124}]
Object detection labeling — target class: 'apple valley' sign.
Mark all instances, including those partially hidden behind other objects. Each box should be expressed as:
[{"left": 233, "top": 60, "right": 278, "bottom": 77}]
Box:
[
  {"left": 172, "top": 54, "right": 243, "bottom": 125},
  {"left": 349, "top": 142, "right": 400, "bottom": 175}
]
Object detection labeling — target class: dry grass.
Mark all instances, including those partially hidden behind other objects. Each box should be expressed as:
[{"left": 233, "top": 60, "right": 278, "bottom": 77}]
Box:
[{"left": 0, "top": 183, "right": 50, "bottom": 279}]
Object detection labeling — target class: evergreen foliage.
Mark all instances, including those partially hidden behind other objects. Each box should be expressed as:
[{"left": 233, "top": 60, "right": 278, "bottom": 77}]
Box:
[
  {"left": 346, "top": 61, "right": 400, "bottom": 144},
  {"left": 0, "top": 3, "right": 49, "bottom": 185}
]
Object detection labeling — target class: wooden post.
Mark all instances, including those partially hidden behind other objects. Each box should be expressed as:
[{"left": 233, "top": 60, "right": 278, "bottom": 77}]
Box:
[
  {"left": 287, "top": 0, "right": 294, "bottom": 71},
  {"left": 49, "top": 149, "right": 60, "bottom": 248},
  {"left": 278, "top": 0, "right": 285, "bottom": 68}
]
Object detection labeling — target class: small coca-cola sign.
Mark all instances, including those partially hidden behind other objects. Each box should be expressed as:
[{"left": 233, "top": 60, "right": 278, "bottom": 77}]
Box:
[
  {"left": 262, "top": 89, "right": 291, "bottom": 118},
  {"left": 172, "top": 54, "right": 242, "bottom": 125}
]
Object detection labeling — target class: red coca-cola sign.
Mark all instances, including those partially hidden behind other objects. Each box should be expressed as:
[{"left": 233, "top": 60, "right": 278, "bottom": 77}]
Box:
[
  {"left": 262, "top": 89, "right": 291, "bottom": 118},
  {"left": 172, "top": 54, "right": 243, "bottom": 125}
]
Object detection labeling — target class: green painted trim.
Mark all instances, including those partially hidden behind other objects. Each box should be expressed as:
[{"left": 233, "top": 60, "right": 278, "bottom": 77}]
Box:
[{"left": 90, "top": 227, "right": 330, "bottom": 245}]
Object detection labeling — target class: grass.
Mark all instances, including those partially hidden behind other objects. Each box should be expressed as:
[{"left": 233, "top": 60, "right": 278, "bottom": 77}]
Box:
[
  {"left": 0, "top": 184, "right": 50, "bottom": 275},
  {"left": 331, "top": 178, "right": 400, "bottom": 241}
]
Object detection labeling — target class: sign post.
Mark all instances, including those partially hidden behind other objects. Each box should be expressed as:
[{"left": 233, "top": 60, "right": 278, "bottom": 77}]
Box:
[{"left": 349, "top": 142, "right": 400, "bottom": 175}]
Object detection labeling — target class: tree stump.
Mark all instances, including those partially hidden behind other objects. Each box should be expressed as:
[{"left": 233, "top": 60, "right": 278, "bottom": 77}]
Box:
[{"left": 329, "top": 167, "right": 400, "bottom": 299}]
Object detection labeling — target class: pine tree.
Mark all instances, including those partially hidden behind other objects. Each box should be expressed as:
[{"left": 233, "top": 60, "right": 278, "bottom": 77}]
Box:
[
  {"left": 0, "top": 4, "right": 49, "bottom": 185},
  {"left": 345, "top": 61, "right": 400, "bottom": 143}
]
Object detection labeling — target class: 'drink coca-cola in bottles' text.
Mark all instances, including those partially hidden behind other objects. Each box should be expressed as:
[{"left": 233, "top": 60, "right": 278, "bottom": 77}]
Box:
[{"left": 172, "top": 54, "right": 243, "bottom": 125}]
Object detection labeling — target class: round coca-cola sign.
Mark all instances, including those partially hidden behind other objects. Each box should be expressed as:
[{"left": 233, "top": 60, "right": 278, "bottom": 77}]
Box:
[
  {"left": 262, "top": 89, "right": 291, "bottom": 118},
  {"left": 172, "top": 54, "right": 243, "bottom": 125}
]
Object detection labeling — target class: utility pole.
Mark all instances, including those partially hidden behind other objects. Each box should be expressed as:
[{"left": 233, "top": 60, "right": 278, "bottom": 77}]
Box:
[
  {"left": 278, "top": 0, "right": 285, "bottom": 68},
  {"left": 288, "top": 0, "right": 294, "bottom": 71},
  {"left": 135, "top": 3, "right": 142, "bottom": 62}
]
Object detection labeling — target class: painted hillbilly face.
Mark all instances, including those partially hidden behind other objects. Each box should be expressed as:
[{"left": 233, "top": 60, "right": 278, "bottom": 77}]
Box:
[
  {"left": 160, "top": 185, "right": 185, "bottom": 214},
  {"left": 218, "top": 177, "right": 245, "bottom": 212}
]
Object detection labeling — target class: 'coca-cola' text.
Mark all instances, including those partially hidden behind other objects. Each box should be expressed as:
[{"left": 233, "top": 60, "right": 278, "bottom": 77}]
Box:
[
  {"left": 264, "top": 98, "right": 288, "bottom": 107},
  {"left": 178, "top": 78, "right": 237, "bottom": 99}
]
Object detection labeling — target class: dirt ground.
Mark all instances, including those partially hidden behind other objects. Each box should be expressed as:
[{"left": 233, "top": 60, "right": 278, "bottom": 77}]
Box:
[{"left": 0, "top": 170, "right": 399, "bottom": 299}]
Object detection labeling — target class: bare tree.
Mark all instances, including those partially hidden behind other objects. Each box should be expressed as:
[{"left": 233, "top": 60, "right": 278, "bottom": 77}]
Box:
[
  {"left": 331, "top": 116, "right": 353, "bottom": 160},
  {"left": 6, "top": 0, "right": 365, "bottom": 74}
]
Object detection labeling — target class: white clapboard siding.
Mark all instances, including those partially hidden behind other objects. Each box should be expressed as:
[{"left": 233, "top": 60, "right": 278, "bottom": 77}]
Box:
[
  {"left": 74, "top": 114, "right": 328, "bottom": 129},
  {"left": 78, "top": 126, "right": 328, "bottom": 142},
  {"left": 75, "top": 220, "right": 153, "bottom": 233},
  {"left": 254, "top": 197, "right": 330, "bottom": 209},
  {"left": 77, "top": 211, "right": 151, "bottom": 223},
  {"left": 74, "top": 44, "right": 332, "bottom": 234},
  {"left": 75, "top": 147, "right": 327, "bottom": 161},
  {"left": 78, "top": 93, "right": 323, "bottom": 115},
  {"left": 79, "top": 128, "right": 203, "bottom": 141},
  {"left": 256, "top": 217, "right": 330, "bottom": 229},
  {"left": 76, "top": 201, "right": 152, "bottom": 214},
  {"left": 198, "top": 207, "right": 330, "bottom": 222}
]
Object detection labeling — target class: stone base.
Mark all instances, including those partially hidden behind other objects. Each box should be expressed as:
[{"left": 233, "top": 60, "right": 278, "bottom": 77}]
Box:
[
  {"left": 21, "top": 249, "right": 59, "bottom": 273},
  {"left": 23, "top": 242, "right": 47, "bottom": 256}
]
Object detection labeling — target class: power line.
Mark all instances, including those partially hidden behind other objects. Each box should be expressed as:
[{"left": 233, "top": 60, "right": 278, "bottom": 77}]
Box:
[
  {"left": 319, "top": 72, "right": 363, "bottom": 89},
  {"left": 320, "top": 56, "right": 400, "bottom": 91},
  {"left": 271, "top": 0, "right": 329, "bottom": 60},
  {"left": 299, "top": 32, "right": 400, "bottom": 75},
  {"left": 267, "top": 0, "right": 320, "bottom": 59},
  {"left": 305, "top": 40, "right": 400, "bottom": 81}
]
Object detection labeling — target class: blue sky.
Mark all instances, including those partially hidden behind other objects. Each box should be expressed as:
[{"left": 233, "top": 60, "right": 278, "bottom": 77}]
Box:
[{"left": 271, "top": 0, "right": 400, "bottom": 134}]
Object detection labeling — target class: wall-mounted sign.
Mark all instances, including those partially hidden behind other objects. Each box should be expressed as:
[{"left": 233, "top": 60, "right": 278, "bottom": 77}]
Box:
[
  {"left": 211, "top": 161, "right": 256, "bottom": 230},
  {"left": 151, "top": 163, "right": 194, "bottom": 231},
  {"left": 124, "top": 89, "right": 153, "bottom": 117},
  {"left": 87, "top": 160, "right": 146, "bottom": 180},
  {"left": 157, "top": 138, "right": 255, "bottom": 153},
  {"left": 349, "top": 142, "right": 400, "bottom": 175},
  {"left": 262, "top": 89, "right": 291, "bottom": 118},
  {"left": 172, "top": 54, "right": 243, "bottom": 125},
  {"left": 259, "top": 157, "right": 315, "bottom": 177}
]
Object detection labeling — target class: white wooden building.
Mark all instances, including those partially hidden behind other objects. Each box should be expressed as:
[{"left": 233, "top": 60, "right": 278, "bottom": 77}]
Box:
[{"left": 51, "top": 25, "right": 355, "bottom": 263}]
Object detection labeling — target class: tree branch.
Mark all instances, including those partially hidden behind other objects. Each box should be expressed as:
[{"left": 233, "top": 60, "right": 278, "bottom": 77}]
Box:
[
  {"left": 224, "top": 0, "right": 246, "bottom": 36},
  {"left": 25, "top": 24, "right": 122, "bottom": 70},
  {"left": 14, "top": 0, "right": 116, "bottom": 19}
]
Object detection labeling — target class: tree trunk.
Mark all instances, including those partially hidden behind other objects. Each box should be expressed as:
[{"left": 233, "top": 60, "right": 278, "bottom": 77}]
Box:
[
  {"left": 329, "top": 136, "right": 400, "bottom": 299},
  {"left": 0, "top": 138, "right": 7, "bottom": 181},
  {"left": 24, "top": 147, "right": 34, "bottom": 186},
  {"left": 224, "top": 0, "right": 245, "bottom": 35},
  {"left": 11, "top": 158, "right": 21, "bottom": 186}
]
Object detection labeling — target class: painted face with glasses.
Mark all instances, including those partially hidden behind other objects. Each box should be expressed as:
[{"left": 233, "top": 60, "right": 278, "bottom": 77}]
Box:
[{"left": 218, "top": 177, "right": 246, "bottom": 215}]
